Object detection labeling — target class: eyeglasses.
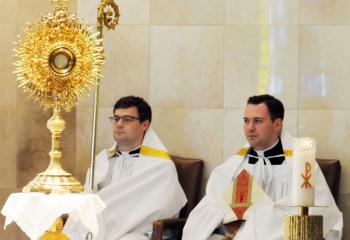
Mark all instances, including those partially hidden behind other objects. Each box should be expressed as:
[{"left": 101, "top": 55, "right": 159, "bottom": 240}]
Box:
[{"left": 109, "top": 115, "right": 140, "bottom": 124}]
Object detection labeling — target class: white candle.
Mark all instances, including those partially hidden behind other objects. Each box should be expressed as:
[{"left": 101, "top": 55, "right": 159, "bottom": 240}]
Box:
[{"left": 292, "top": 138, "right": 316, "bottom": 206}]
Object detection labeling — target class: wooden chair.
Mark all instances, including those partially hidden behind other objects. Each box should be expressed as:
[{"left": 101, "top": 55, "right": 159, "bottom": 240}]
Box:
[
  {"left": 151, "top": 156, "right": 204, "bottom": 240},
  {"left": 316, "top": 159, "right": 341, "bottom": 204}
]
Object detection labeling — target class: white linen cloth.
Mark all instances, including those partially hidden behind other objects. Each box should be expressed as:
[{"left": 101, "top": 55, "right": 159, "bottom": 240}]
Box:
[
  {"left": 64, "top": 128, "right": 187, "bottom": 239},
  {"left": 1, "top": 192, "right": 105, "bottom": 240},
  {"left": 182, "top": 131, "right": 343, "bottom": 240}
]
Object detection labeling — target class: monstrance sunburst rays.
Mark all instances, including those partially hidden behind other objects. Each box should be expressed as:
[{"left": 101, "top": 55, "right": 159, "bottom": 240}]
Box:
[{"left": 14, "top": 1, "right": 104, "bottom": 111}]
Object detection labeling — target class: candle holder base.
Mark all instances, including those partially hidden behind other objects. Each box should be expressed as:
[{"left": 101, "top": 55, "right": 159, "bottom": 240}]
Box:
[
  {"left": 284, "top": 214, "right": 323, "bottom": 240},
  {"left": 38, "top": 217, "right": 70, "bottom": 240}
]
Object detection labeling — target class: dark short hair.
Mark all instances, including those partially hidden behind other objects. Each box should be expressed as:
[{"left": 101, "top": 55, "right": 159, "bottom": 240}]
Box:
[
  {"left": 247, "top": 94, "right": 284, "bottom": 121},
  {"left": 113, "top": 96, "right": 152, "bottom": 122}
]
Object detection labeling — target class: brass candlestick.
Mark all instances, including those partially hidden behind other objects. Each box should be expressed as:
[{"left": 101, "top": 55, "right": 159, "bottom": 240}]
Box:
[{"left": 284, "top": 207, "right": 323, "bottom": 240}]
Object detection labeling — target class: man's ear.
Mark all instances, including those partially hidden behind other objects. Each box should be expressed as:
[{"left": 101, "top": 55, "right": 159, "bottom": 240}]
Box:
[
  {"left": 141, "top": 120, "right": 150, "bottom": 131},
  {"left": 274, "top": 118, "right": 283, "bottom": 133}
]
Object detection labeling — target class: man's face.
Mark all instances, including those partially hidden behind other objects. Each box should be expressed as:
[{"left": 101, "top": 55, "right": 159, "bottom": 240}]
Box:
[
  {"left": 243, "top": 103, "right": 282, "bottom": 151},
  {"left": 112, "top": 106, "right": 150, "bottom": 151}
]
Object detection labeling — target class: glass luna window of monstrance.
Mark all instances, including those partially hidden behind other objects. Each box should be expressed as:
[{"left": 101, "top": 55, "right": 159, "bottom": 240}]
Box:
[{"left": 49, "top": 47, "right": 76, "bottom": 75}]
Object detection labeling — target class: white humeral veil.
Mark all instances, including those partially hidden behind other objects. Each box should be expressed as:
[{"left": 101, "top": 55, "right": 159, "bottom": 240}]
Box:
[
  {"left": 182, "top": 132, "right": 342, "bottom": 240},
  {"left": 64, "top": 128, "right": 187, "bottom": 239}
]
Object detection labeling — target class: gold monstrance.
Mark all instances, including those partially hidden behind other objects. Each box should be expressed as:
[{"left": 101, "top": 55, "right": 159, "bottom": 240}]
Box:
[{"left": 14, "top": 0, "right": 104, "bottom": 193}]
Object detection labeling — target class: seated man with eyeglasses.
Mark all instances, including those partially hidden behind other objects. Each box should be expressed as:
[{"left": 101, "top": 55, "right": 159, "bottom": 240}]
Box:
[{"left": 64, "top": 96, "right": 187, "bottom": 240}]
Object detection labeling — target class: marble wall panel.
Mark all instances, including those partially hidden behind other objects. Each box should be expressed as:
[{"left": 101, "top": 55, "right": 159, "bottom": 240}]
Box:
[
  {"left": 0, "top": 0, "right": 18, "bottom": 24},
  {"left": 76, "top": 106, "right": 113, "bottom": 182},
  {"left": 0, "top": 107, "right": 16, "bottom": 189},
  {"left": 283, "top": 109, "right": 298, "bottom": 138},
  {"left": 0, "top": 24, "right": 17, "bottom": 76},
  {"left": 224, "top": 25, "right": 298, "bottom": 109},
  {"left": 16, "top": 96, "right": 51, "bottom": 188},
  {"left": 298, "top": 110, "right": 350, "bottom": 195},
  {"left": 300, "top": 0, "right": 350, "bottom": 25},
  {"left": 151, "top": 0, "right": 224, "bottom": 25},
  {"left": 225, "top": 0, "right": 298, "bottom": 25},
  {"left": 102, "top": 26, "right": 150, "bottom": 106},
  {"left": 117, "top": 0, "right": 150, "bottom": 25},
  {"left": 77, "top": 0, "right": 98, "bottom": 24},
  {"left": 152, "top": 108, "right": 222, "bottom": 191},
  {"left": 150, "top": 26, "right": 223, "bottom": 108},
  {"left": 223, "top": 109, "right": 246, "bottom": 160},
  {"left": 299, "top": 25, "right": 350, "bottom": 109},
  {"left": 78, "top": 26, "right": 150, "bottom": 108},
  {"left": 0, "top": 71, "right": 16, "bottom": 107}
]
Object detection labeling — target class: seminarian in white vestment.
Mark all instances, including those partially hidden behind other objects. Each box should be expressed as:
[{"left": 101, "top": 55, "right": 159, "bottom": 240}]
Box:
[
  {"left": 64, "top": 96, "right": 187, "bottom": 240},
  {"left": 182, "top": 95, "right": 343, "bottom": 240},
  {"left": 65, "top": 128, "right": 187, "bottom": 240}
]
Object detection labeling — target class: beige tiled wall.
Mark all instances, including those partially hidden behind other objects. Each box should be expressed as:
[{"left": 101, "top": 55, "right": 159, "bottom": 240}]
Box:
[{"left": 76, "top": 0, "right": 350, "bottom": 238}]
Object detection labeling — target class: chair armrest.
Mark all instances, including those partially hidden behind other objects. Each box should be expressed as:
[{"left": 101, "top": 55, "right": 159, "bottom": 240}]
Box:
[{"left": 151, "top": 218, "right": 186, "bottom": 240}]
